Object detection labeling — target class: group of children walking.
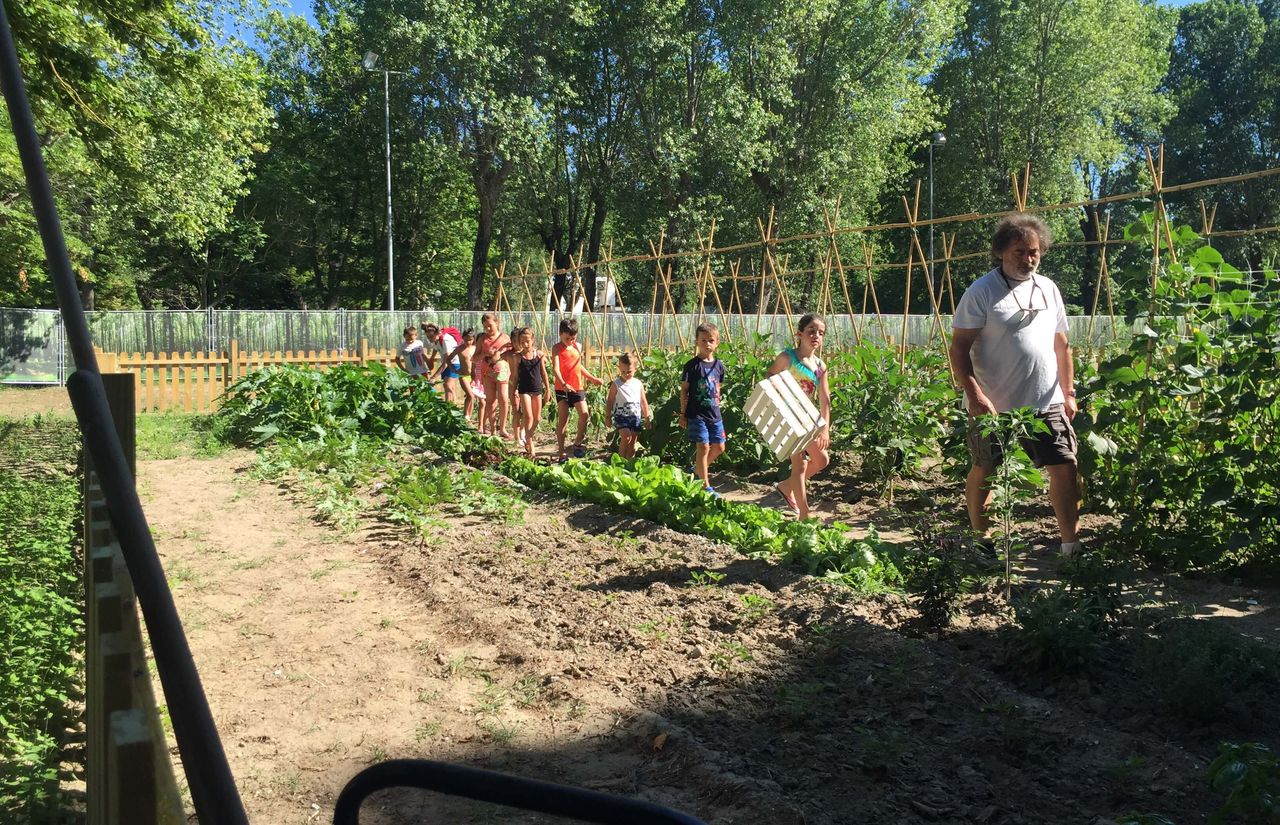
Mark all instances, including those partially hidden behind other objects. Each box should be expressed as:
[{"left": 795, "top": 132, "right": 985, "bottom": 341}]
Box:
[{"left": 399, "top": 312, "right": 833, "bottom": 520}]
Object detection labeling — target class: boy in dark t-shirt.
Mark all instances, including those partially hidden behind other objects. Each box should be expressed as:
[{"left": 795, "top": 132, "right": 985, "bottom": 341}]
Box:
[{"left": 679, "top": 322, "right": 727, "bottom": 496}]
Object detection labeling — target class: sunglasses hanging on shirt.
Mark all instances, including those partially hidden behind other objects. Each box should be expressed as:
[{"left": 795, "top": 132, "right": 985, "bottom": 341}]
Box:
[{"left": 1000, "top": 271, "right": 1048, "bottom": 328}]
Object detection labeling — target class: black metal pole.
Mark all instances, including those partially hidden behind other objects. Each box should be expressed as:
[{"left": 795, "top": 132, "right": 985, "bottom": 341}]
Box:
[
  {"left": 334, "top": 759, "right": 708, "bottom": 825},
  {"left": 0, "top": 4, "right": 249, "bottom": 822}
]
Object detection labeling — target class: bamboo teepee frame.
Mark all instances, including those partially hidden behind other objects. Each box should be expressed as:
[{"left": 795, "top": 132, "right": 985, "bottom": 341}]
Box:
[{"left": 491, "top": 149, "right": 1280, "bottom": 361}]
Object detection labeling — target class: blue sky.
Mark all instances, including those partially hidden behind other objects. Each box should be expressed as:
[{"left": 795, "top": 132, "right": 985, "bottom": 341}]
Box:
[{"left": 279, "top": 0, "right": 317, "bottom": 26}]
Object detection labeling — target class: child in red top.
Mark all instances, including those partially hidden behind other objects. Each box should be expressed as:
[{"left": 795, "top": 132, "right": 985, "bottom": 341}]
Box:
[{"left": 551, "top": 318, "right": 603, "bottom": 461}]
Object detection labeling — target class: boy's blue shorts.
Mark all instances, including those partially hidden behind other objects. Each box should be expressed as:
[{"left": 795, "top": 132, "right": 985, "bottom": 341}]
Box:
[
  {"left": 441, "top": 364, "right": 461, "bottom": 380},
  {"left": 687, "top": 417, "right": 726, "bottom": 445},
  {"left": 614, "top": 414, "right": 643, "bottom": 433}
]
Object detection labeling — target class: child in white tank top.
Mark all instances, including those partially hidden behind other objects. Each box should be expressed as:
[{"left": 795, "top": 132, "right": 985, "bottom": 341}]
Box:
[{"left": 604, "top": 352, "right": 651, "bottom": 459}]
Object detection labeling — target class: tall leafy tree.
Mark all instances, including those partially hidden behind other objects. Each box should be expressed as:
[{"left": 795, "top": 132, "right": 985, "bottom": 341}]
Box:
[
  {"left": 721, "top": 0, "right": 962, "bottom": 228},
  {"left": 218, "top": 3, "right": 476, "bottom": 310},
  {"left": 358, "top": 0, "right": 572, "bottom": 309},
  {"left": 1162, "top": 0, "right": 1279, "bottom": 271},
  {"left": 610, "top": 0, "right": 733, "bottom": 301},
  {"left": 508, "top": 1, "right": 636, "bottom": 309},
  {"left": 926, "top": 0, "right": 1174, "bottom": 304},
  {"left": 715, "top": 0, "right": 963, "bottom": 311},
  {"left": 0, "top": 0, "right": 271, "bottom": 308}
]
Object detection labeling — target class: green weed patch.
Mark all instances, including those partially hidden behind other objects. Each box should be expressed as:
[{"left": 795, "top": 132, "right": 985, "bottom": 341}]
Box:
[{"left": 0, "top": 416, "right": 82, "bottom": 820}]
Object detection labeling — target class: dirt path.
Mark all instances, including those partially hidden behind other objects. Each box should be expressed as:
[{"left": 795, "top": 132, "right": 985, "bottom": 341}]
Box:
[
  {"left": 0, "top": 386, "right": 72, "bottom": 417},
  {"left": 140, "top": 453, "right": 769, "bottom": 822},
  {"left": 135, "top": 448, "right": 1280, "bottom": 825},
  {"left": 140, "top": 454, "right": 461, "bottom": 820}
]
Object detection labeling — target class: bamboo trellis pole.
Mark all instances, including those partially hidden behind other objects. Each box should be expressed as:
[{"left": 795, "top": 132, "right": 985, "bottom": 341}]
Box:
[
  {"left": 1011, "top": 164, "right": 1031, "bottom": 213},
  {"left": 603, "top": 240, "right": 641, "bottom": 359},
  {"left": 484, "top": 161, "right": 1280, "bottom": 285},
  {"left": 492, "top": 260, "right": 508, "bottom": 313},
  {"left": 824, "top": 199, "right": 842, "bottom": 318},
  {"left": 516, "top": 263, "right": 549, "bottom": 344},
  {"left": 902, "top": 184, "right": 949, "bottom": 352},
  {"left": 645, "top": 231, "right": 664, "bottom": 353},
  {"left": 822, "top": 202, "right": 862, "bottom": 348},
  {"left": 695, "top": 222, "right": 732, "bottom": 338},
  {"left": 941, "top": 232, "right": 958, "bottom": 315},
  {"left": 729, "top": 260, "right": 746, "bottom": 340},
  {"left": 1199, "top": 199, "right": 1220, "bottom": 292},
  {"left": 693, "top": 219, "right": 717, "bottom": 330},
  {"left": 859, "top": 239, "right": 892, "bottom": 347},
  {"left": 1145, "top": 145, "right": 1180, "bottom": 320},
  {"left": 753, "top": 208, "right": 775, "bottom": 338},
  {"left": 777, "top": 253, "right": 795, "bottom": 337},
  {"left": 567, "top": 251, "right": 606, "bottom": 374},
  {"left": 653, "top": 239, "right": 685, "bottom": 351},
  {"left": 757, "top": 213, "right": 796, "bottom": 333},
  {"left": 1086, "top": 213, "right": 1113, "bottom": 344},
  {"left": 898, "top": 186, "right": 923, "bottom": 365}
]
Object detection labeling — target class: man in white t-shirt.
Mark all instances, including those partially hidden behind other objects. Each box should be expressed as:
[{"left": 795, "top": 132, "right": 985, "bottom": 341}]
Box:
[{"left": 949, "top": 214, "right": 1082, "bottom": 557}]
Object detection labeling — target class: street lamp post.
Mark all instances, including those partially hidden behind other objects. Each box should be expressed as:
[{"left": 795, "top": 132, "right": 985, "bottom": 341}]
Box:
[
  {"left": 928, "top": 131, "right": 946, "bottom": 300},
  {"left": 363, "top": 52, "right": 406, "bottom": 313}
]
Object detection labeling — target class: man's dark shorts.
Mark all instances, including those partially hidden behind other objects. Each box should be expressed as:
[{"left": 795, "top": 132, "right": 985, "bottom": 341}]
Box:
[{"left": 968, "top": 403, "right": 1077, "bottom": 470}]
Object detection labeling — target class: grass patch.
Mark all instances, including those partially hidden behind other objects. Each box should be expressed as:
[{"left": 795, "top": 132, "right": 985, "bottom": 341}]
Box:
[{"left": 135, "top": 413, "right": 229, "bottom": 460}]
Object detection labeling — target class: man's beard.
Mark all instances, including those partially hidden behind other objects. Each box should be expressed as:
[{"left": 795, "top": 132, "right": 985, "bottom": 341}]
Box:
[{"left": 1002, "top": 264, "right": 1036, "bottom": 281}]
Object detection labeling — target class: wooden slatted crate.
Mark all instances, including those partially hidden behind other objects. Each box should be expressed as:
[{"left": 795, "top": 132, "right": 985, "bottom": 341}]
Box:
[{"left": 744, "top": 371, "right": 825, "bottom": 462}]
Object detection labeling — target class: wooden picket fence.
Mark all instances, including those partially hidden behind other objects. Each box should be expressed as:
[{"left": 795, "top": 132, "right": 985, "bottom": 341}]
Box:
[
  {"left": 83, "top": 374, "right": 185, "bottom": 823},
  {"left": 93, "top": 339, "right": 400, "bottom": 414}
]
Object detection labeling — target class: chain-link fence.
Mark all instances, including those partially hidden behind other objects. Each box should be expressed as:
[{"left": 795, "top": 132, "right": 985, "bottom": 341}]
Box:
[
  {"left": 0, "top": 308, "right": 65, "bottom": 383},
  {"left": 1, "top": 307, "right": 1132, "bottom": 384}
]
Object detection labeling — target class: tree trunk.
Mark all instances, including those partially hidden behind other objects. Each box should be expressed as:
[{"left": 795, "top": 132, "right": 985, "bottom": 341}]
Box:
[
  {"left": 582, "top": 190, "right": 607, "bottom": 310},
  {"left": 468, "top": 150, "right": 510, "bottom": 311},
  {"left": 1079, "top": 203, "right": 1099, "bottom": 317},
  {"left": 468, "top": 187, "right": 497, "bottom": 310}
]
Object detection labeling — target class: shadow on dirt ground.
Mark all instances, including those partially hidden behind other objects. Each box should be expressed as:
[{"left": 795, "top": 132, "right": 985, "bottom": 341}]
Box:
[{"left": 124, "top": 439, "right": 1280, "bottom": 825}]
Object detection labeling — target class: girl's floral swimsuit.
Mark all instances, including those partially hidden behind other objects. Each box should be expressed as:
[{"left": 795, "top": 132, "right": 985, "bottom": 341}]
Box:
[{"left": 783, "top": 347, "right": 825, "bottom": 399}]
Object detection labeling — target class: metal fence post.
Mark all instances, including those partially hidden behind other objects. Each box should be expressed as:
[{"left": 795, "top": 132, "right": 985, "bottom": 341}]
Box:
[{"left": 56, "top": 313, "right": 65, "bottom": 385}]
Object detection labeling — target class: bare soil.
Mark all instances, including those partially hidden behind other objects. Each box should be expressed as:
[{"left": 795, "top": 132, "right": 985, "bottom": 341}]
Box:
[
  {"left": 0, "top": 386, "right": 72, "bottom": 417},
  {"left": 135, "top": 445, "right": 1279, "bottom": 825}
]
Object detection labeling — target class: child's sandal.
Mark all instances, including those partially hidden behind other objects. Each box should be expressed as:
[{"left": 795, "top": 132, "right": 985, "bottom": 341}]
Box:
[{"left": 774, "top": 483, "right": 799, "bottom": 514}]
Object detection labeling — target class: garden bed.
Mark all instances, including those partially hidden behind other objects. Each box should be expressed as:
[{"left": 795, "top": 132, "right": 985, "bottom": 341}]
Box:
[
  {"left": 135, "top": 431, "right": 1277, "bottom": 823},
  {"left": 0, "top": 415, "right": 83, "bottom": 822}
]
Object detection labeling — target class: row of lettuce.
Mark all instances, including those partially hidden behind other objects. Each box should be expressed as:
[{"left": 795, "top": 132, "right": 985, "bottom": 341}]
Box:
[
  {"left": 216, "top": 231, "right": 1280, "bottom": 581},
  {"left": 0, "top": 417, "right": 82, "bottom": 820}
]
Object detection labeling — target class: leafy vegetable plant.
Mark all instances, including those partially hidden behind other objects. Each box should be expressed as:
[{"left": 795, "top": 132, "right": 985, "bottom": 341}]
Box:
[{"left": 1078, "top": 222, "right": 1280, "bottom": 577}]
